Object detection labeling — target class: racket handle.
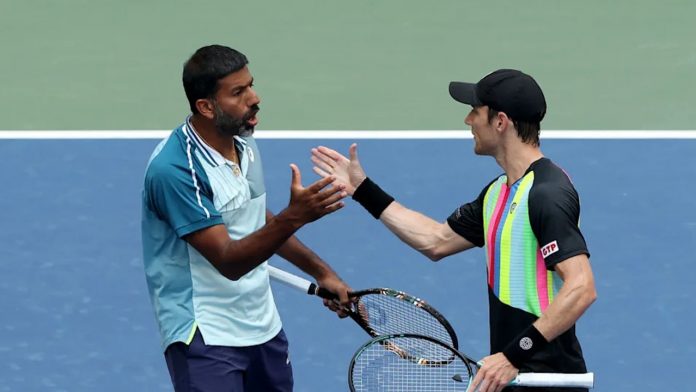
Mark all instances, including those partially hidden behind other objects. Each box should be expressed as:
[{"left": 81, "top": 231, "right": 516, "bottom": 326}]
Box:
[
  {"left": 454, "top": 372, "right": 594, "bottom": 388},
  {"left": 310, "top": 283, "right": 339, "bottom": 300},
  {"left": 513, "top": 372, "right": 594, "bottom": 388},
  {"left": 266, "top": 265, "right": 338, "bottom": 300}
]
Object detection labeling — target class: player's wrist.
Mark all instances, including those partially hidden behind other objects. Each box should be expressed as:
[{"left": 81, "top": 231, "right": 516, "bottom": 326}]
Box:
[
  {"left": 275, "top": 208, "right": 306, "bottom": 230},
  {"left": 352, "top": 177, "right": 394, "bottom": 219},
  {"left": 351, "top": 174, "right": 367, "bottom": 193},
  {"left": 502, "top": 324, "right": 548, "bottom": 368}
]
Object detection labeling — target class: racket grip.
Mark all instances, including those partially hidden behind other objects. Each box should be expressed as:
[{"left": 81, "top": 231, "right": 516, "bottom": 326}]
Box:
[
  {"left": 309, "top": 283, "right": 338, "bottom": 300},
  {"left": 513, "top": 372, "right": 594, "bottom": 388}
]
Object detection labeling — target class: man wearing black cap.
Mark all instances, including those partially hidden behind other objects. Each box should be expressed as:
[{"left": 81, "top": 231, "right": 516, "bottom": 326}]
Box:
[{"left": 310, "top": 69, "right": 597, "bottom": 392}]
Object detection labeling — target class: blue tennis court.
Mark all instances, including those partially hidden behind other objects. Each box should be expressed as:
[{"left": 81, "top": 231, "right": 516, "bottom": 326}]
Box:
[{"left": 1, "top": 137, "right": 694, "bottom": 391}]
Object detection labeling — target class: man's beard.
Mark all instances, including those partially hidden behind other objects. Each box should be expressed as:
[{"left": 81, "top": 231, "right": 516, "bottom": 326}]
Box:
[{"left": 213, "top": 103, "right": 259, "bottom": 137}]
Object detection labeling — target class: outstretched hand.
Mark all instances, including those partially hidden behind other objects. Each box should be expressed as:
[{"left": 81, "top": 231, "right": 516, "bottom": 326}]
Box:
[
  {"left": 311, "top": 144, "right": 367, "bottom": 196},
  {"left": 285, "top": 164, "right": 347, "bottom": 224}
]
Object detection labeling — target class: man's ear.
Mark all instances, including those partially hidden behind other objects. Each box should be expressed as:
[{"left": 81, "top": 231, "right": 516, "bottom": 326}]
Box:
[
  {"left": 496, "top": 111, "right": 510, "bottom": 132},
  {"left": 196, "top": 98, "right": 215, "bottom": 120}
]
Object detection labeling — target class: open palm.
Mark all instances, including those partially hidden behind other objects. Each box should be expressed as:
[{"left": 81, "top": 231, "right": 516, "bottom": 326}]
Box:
[{"left": 311, "top": 143, "right": 366, "bottom": 196}]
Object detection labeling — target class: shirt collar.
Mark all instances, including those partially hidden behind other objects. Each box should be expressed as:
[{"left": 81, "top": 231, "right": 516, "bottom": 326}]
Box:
[{"left": 185, "top": 115, "right": 247, "bottom": 168}]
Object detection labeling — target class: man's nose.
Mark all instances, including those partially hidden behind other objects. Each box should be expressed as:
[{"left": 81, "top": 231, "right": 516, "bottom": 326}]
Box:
[{"left": 248, "top": 87, "right": 261, "bottom": 106}]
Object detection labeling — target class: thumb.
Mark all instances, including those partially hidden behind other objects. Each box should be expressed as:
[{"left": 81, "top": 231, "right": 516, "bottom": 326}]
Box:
[
  {"left": 349, "top": 143, "right": 359, "bottom": 162},
  {"left": 290, "top": 163, "right": 302, "bottom": 188}
]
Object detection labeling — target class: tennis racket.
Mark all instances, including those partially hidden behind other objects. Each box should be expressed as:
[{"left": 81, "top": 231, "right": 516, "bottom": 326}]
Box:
[
  {"left": 267, "top": 265, "right": 458, "bottom": 352},
  {"left": 349, "top": 333, "right": 595, "bottom": 391}
]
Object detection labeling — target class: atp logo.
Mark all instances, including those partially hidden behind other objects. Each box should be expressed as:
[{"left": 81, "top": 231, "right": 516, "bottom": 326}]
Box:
[{"left": 541, "top": 240, "right": 559, "bottom": 259}]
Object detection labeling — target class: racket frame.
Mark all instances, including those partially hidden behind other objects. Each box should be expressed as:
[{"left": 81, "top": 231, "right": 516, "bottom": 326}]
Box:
[
  {"left": 349, "top": 333, "right": 594, "bottom": 391},
  {"left": 348, "top": 333, "right": 475, "bottom": 392},
  {"left": 268, "top": 265, "right": 459, "bottom": 349},
  {"left": 345, "top": 288, "right": 459, "bottom": 350}
]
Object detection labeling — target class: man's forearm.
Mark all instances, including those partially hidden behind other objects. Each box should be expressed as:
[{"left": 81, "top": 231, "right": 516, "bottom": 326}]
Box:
[
  {"left": 379, "top": 202, "right": 453, "bottom": 260},
  {"left": 186, "top": 210, "right": 306, "bottom": 281},
  {"left": 534, "top": 279, "right": 596, "bottom": 340},
  {"left": 276, "top": 235, "right": 335, "bottom": 279},
  {"left": 534, "top": 255, "right": 597, "bottom": 340},
  {"left": 267, "top": 210, "right": 334, "bottom": 279}
]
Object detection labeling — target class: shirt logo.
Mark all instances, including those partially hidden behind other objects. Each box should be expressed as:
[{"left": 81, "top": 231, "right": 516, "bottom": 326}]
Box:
[
  {"left": 509, "top": 202, "right": 517, "bottom": 214},
  {"left": 520, "top": 337, "right": 533, "bottom": 350},
  {"left": 248, "top": 148, "right": 255, "bottom": 162},
  {"left": 541, "top": 240, "right": 559, "bottom": 259}
]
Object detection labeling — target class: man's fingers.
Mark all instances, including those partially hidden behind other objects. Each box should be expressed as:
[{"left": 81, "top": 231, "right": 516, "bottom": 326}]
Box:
[
  {"left": 478, "top": 381, "right": 488, "bottom": 392},
  {"left": 323, "top": 298, "right": 342, "bottom": 310},
  {"left": 311, "top": 155, "right": 334, "bottom": 174},
  {"left": 469, "top": 376, "right": 481, "bottom": 392},
  {"left": 470, "top": 367, "right": 487, "bottom": 392},
  {"left": 306, "top": 174, "right": 336, "bottom": 193},
  {"left": 316, "top": 146, "right": 346, "bottom": 162},
  {"left": 349, "top": 143, "right": 359, "bottom": 162},
  {"left": 323, "top": 296, "right": 351, "bottom": 318},
  {"left": 320, "top": 190, "right": 347, "bottom": 207},
  {"left": 312, "top": 166, "right": 331, "bottom": 179},
  {"left": 322, "top": 201, "right": 345, "bottom": 214},
  {"left": 311, "top": 147, "right": 337, "bottom": 166},
  {"left": 289, "top": 164, "right": 301, "bottom": 188}
]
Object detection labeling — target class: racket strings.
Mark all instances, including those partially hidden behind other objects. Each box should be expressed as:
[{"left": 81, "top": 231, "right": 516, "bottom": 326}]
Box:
[
  {"left": 356, "top": 294, "right": 454, "bottom": 347},
  {"left": 351, "top": 336, "right": 472, "bottom": 391}
]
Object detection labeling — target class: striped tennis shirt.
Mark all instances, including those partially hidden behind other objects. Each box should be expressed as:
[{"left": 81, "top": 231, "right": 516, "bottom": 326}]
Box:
[
  {"left": 141, "top": 117, "right": 281, "bottom": 351},
  {"left": 447, "top": 157, "right": 589, "bottom": 375}
]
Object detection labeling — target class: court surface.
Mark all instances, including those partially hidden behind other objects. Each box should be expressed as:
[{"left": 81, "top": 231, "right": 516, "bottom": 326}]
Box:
[{"left": 1, "top": 136, "right": 694, "bottom": 391}]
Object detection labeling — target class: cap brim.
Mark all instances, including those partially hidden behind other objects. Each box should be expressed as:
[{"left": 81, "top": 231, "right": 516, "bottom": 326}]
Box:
[{"left": 449, "top": 82, "right": 482, "bottom": 106}]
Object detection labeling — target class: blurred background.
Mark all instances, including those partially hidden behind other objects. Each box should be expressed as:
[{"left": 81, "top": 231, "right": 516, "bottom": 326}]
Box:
[{"left": 2, "top": 0, "right": 695, "bottom": 131}]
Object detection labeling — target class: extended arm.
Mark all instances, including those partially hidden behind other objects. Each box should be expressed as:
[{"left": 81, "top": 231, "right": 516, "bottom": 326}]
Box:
[
  {"left": 380, "top": 202, "right": 475, "bottom": 260},
  {"left": 312, "top": 144, "right": 475, "bottom": 260}
]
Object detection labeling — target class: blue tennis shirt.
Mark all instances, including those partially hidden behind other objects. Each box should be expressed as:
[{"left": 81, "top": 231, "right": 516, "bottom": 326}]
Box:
[{"left": 141, "top": 117, "right": 281, "bottom": 350}]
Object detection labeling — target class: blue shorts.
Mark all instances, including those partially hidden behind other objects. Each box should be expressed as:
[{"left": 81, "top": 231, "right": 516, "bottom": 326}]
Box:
[{"left": 164, "top": 328, "right": 293, "bottom": 392}]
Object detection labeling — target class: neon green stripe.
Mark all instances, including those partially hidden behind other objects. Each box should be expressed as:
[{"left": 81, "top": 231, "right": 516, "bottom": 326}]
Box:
[
  {"left": 516, "top": 173, "right": 542, "bottom": 315},
  {"left": 185, "top": 322, "right": 198, "bottom": 345},
  {"left": 499, "top": 220, "right": 512, "bottom": 304},
  {"left": 499, "top": 173, "right": 535, "bottom": 304}
]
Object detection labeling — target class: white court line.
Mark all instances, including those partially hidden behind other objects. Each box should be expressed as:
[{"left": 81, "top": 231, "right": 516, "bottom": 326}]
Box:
[{"left": 1, "top": 130, "right": 696, "bottom": 139}]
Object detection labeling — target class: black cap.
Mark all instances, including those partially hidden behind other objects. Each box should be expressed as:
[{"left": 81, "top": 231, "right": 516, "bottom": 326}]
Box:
[{"left": 449, "top": 69, "right": 546, "bottom": 123}]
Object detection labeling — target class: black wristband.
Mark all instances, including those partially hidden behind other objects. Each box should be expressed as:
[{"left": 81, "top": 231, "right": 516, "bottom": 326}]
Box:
[
  {"left": 502, "top": 325, "right": 548, "bottom": 368},
  {"left": 352, "top": 177, "right": 395, "bottom": 219}
]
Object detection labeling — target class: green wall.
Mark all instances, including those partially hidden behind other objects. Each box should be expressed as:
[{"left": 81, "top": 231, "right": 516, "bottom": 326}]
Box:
[{"left": 2, "top": 0, "right": 694, "bottom": 130}]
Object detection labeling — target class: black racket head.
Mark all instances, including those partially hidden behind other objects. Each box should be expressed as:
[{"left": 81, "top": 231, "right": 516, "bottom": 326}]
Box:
[
  {"left": 347, "top": 288, "right": 459, "bottom": 350},
  {"left": 348, "top": 333, "right": 475, "bottom": 392}
]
